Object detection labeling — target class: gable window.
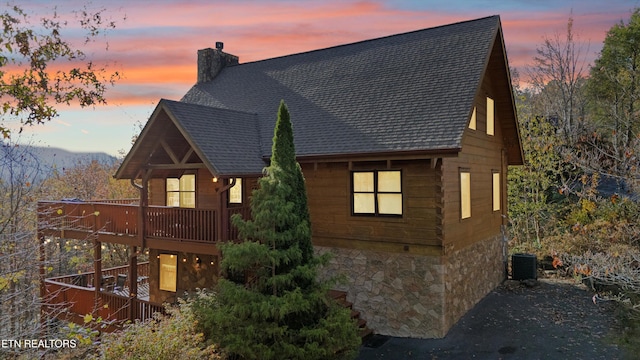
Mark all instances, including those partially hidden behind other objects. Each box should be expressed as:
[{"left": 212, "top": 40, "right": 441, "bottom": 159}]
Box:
[
  {"left": 228, "top": 178, "right": 243, "bottom": 204},
  {"left": 166, "top": 174, "right": 196, "bottom": 208},
  {"left": 352, "top": 170, "right": 402, "bottom": 216},
  {"left": 159, "top": 254, "right": 177, "bottom": 292},
  {"left": 492, "top": 171, "right": 501, "bottom": 211},
  {"left": 469, "top": 107, "right": 477, "bottom": 130},
  {"left": 487, "top": 97, "right": 495, "bottom": 136},
  {"left": 460, "top": 169, "right": 471, "bottom": 219}
]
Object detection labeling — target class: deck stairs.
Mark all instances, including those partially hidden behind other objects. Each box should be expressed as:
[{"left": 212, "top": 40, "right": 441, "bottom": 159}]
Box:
[{"left": 329, "top": 290, "right": 373, "bottom": 339}]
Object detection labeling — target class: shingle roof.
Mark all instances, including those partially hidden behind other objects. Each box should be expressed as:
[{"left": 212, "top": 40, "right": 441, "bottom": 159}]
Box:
[
  {"left": 118, "top": 15, "right": 515, "bottom": 178},
  {"left": 161, "top": 100, "right": 263, "bottom": 175},
  {"left": 182, "top": 16, "right": 501, "bottom": 170}
]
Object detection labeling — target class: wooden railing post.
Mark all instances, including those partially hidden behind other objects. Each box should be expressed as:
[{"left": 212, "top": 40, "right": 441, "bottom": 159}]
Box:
[
  {"left": 128, "top": 246, "right": 138, "bottom": 322},
  {"left": 94, "top": 239, "right": 101, "bottom": 310}
]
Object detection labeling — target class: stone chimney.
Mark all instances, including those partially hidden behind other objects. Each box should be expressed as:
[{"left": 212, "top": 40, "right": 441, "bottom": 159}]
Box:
[{"left": 197, "top": 43, "right": 239, "bottom": 84}]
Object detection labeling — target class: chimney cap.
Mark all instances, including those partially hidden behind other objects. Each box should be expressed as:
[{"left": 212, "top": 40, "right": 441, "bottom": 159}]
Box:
[{"left": 215, "top": 42, "right": 223, "bottom": 50}]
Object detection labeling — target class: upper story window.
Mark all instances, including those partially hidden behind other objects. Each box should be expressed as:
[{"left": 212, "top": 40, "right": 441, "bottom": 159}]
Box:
[
  {"left": 469, "top": 107, "right": 477, "bottom": 130},
  {"left": 228, "top": 178, "right": 242, "bottom": 204},
  {"left": 492, "top": 171, "right": 501, "bottom": 211},
  {"left": 487, "top": 97, "right": 495, "bottom": 136},
  {"left": 460, "top": 169, "right": 471, "bottom": 219},
  {"left": 166, "top": 174, "right": 195, "bottom": 208},
  {"left": 352, "top": 170, "right": 402, "bottom": 216}
]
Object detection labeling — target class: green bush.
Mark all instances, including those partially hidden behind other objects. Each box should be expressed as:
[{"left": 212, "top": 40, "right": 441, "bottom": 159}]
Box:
[{"left": 93, "top": 299, "right": 219, "bottom": 360}]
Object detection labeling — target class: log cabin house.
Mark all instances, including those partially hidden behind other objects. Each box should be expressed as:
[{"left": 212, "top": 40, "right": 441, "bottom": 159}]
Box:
[{"left": 39, "top": 15, "right": 522, "bottom": 338}]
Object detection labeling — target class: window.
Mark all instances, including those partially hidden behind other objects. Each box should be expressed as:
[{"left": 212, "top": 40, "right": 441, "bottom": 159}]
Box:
[
  {"left": 352, "top": 170, "right": 402, "bottom": 216},
  {"left": 159, "top": 254, "right": 177, "bottom": 292},
  {"left": 492, "top": 171, "right": 501, "bottom": 211},
  {"left": 469, "top": 107, "right": 477, "bottom": 130},
  {"left": 487, "top": 97, "right": 494, "bottom": 136},
  {"left": 460, "top": 169, "right": 471, "bottom": 219},
  {"left": 166, "top": 174, "right": 195, "bottom": 208},
  {"left": 228, "top": 178, "right": 242, "bottom": 204}
]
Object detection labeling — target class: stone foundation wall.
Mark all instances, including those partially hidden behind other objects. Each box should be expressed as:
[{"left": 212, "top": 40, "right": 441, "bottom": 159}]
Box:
[
  {"left": 316, "top": 235, "right": 506, "bottom": 339},
  {"left": 315, "top": 247, "right": 446, "bottom": 338},
  {"left": 443, "top": 234, "right": 506, "bottom": 331}
]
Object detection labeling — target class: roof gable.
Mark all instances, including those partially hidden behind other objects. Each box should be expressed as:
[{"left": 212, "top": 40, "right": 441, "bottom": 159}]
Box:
[
  {"left": 116, "top": 99, "right": 262, "bottom": 179},
  {"left": 182, "top": 16, "right": 502, "bottom": 163},
  {"left": 119, "top": 15, "right": 522, "bottom": 177}
]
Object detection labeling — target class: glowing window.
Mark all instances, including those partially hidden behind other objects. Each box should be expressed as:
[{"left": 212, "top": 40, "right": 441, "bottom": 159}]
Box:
[
  {"left": 469, "top": 107, "right": 477, "bottom": 130},
  {"left": 159, "top": 254, "right": 177, "bottom": 292},
  {"left": 229, "top": 178, "right": 242, "bottom": 204},
  {"left": 493, "top": 171, "right": 501, "bottom": 211},
  {"left": 352, "top": 170, "right": 402, "bottom": 216},
  {"left": 166, "top": 174, "right": 195, "bottom": 208},
  {"left": 460, "top": 170, "right": 471, "bottom": 219},
  {"left": 487, "top": 97, "right": 495, "bottom": 136}
]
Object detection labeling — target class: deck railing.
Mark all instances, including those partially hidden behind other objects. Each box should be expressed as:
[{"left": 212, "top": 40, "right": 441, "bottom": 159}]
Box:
[
  {"left": 146, "top": 206, "right": 216, "bottom": 242},
  {"left": 45, "top": 262, "right": 150, "bottom": 288},
  {"left": 37, "top": 200, "right": 231, "bottom": 243},
  {"left": 43, "top": 262, "right": 162, "bottom": 328},
  {"left": 38, "top": 201, "right": 139, "bottom": 237}
]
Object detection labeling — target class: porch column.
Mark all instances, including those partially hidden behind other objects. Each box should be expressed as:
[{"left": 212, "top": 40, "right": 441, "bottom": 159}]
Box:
[
  {"left": 128, "top": 246, "right": 138, "bottom": 321},
  {"left": 220, "top": 185, "right": 229, "bottom": 241}
]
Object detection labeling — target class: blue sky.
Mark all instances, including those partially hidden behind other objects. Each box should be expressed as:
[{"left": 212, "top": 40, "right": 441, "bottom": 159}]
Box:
[{"left": 12, "top": 0, "right": 640, "bottom": 156}]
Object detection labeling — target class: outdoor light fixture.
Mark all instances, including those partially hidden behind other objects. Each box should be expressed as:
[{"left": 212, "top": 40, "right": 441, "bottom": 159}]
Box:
[{"left": 212, "top": 177, "right": 218, "bottom": 183}]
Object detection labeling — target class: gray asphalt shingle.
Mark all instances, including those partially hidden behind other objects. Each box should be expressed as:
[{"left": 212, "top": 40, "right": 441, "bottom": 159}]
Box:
[{"left": 138, "top": 16, "right": 503, "bottom": 176}]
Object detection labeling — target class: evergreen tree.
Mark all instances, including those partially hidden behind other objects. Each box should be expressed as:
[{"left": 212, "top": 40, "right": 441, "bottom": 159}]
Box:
[{"left": 195, "top": 100, "right": 360, "bottom": 360}]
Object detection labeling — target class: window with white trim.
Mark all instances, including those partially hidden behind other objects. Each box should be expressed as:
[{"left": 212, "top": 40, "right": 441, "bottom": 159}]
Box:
[{"left": 352, "top": 170, "right": 402, "bottom": 216}]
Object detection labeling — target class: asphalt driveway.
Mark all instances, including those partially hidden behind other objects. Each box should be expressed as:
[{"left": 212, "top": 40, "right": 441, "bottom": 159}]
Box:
[{"left": 357, "top": 278, "right": 626, "bottom": 359}]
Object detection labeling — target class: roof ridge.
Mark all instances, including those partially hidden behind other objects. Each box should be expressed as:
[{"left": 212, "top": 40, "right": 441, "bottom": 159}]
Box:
[
  {"left": 237, "top": 15, "right": 500, "bottom": 66},
  {"left": 160, "top": 98, "right": 258, "bottom": 117}
]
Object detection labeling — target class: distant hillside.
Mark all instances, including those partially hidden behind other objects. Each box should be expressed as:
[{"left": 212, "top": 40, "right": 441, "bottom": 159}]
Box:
[
  {"left": 30, "top": 146, "right": 118, "bottom": 170},
  {"left": 0, "top": 145, "right": 118, "bottom": 183}
]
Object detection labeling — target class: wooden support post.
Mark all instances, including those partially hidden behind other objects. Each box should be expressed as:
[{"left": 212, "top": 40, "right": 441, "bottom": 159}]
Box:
[
  {"left": 128, "top": 246, "right": 138, "bottom": 321},
  {"left": 220, "top": 185, "right": 228, "bottom": 241}
]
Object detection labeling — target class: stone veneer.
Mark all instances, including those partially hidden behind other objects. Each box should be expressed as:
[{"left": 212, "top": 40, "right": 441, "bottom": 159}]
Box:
[
  {"left": 443, "top": 233, "right": 506, "bottom": 331},
  {"left": 315, "top": 234, "right": 506, "bottom": 338}
]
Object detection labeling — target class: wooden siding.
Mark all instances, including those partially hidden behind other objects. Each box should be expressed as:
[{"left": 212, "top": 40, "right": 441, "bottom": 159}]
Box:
[
  {"left": 149, "top": 168, "right": 221, "bottom": 208},
  {"left": 441, "top": 70, "right": 508, "bottom": 252},
  {"left": 304, "top": 160, "right": 442, "bottom": 254}
]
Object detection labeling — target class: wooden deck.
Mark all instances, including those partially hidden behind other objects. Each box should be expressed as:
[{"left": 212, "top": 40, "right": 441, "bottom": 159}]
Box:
[
  {"left": 37, "top": 200, "right": 251, "bottom": 254},
  {"left": 43, "top": 262, "right": 163, "bottom": 331}
]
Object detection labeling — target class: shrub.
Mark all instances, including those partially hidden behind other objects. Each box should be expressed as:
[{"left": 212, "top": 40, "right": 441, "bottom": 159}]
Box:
[{"left": 93, "top": 299, "right": 219, "bottom": 360}]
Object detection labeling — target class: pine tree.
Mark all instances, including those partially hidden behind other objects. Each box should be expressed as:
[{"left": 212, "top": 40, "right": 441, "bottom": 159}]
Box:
[{"left": 195, "top": 100, "right": 360, "bottom": 360}]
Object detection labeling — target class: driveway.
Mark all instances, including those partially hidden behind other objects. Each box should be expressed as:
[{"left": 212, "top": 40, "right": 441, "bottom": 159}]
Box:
[{"left": 357, "top": 278, "right": 626, "bottom": 359}]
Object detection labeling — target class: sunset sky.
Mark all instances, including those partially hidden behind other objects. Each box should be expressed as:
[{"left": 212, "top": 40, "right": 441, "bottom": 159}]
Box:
[{"left": 12, "top": 0, "right": 640, "bottom": 156}]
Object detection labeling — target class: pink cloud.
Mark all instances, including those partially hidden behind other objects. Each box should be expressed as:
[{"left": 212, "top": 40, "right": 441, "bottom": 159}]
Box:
[{"left": 42, "top": 0, "right": 631, "bottom": 106}]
